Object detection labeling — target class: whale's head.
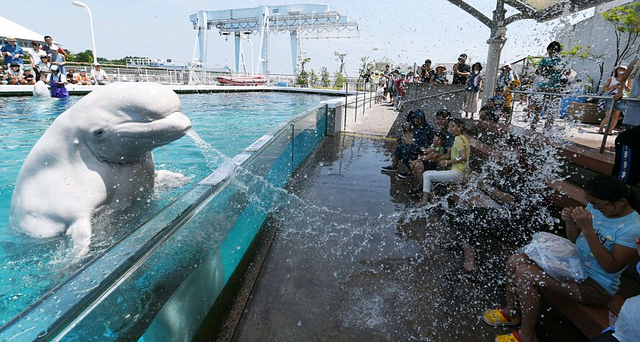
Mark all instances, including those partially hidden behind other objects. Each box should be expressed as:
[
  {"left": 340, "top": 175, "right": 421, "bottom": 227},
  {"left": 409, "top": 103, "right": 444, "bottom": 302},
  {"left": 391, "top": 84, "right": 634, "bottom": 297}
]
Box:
[{"left": 70, "top": 83, "right": 192, "bottom": 164}]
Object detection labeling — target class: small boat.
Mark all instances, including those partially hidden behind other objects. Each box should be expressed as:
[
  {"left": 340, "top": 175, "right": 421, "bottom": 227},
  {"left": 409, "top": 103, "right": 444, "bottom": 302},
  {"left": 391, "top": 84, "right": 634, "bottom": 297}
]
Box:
[{"left": 217, "top": 75, "right": 267, "bottom": 86}]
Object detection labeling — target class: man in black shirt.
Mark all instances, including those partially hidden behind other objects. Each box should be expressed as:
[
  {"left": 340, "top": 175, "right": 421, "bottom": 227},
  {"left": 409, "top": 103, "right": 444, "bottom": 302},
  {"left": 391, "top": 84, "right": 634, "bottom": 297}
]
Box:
[{"left": 452, "top": 53, "right": 471, "bottom": 85}]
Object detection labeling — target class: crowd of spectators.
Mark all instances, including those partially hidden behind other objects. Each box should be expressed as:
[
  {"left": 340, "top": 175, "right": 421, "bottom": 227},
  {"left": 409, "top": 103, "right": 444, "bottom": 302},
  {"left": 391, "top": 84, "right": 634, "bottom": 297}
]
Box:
[{"left": 1, "top": 36, "right": 109, "bottom": 88}]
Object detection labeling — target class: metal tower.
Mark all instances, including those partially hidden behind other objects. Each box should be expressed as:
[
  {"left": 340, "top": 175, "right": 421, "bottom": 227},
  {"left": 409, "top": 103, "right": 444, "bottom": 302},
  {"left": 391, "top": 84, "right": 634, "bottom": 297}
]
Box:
[{"left": 190, "top": 4, "right": 359, "bottom": 75}]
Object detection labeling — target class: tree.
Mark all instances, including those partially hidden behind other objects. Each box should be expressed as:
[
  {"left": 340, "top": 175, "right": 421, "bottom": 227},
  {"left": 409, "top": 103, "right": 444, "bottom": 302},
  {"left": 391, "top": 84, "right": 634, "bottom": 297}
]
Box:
[
  {"left": 563, "top": 45, "right": 606, "bottom": 92},
  {"left": 309, "top": 69, "right": 318, "bottom": 87},
  {"left": 74, "top": 50, "right": 94, "bottom": 64},
  {"left": 63, "top": 49, "right": 75, "bottom": 62},
  {"left": 320, "top": 67, "right": 330, "bottom": 88},
  {"left": 334, "top": 72, "right": 347, "bottom": 89},
  {"left": 296, "top": 56, "right": 311, "bottom": 87},
  {"left": 602, "top": 3, "right": 640, "bottom": 74},
  {"left": 334, "top": 51, "right": 347, "bottom": 76}
]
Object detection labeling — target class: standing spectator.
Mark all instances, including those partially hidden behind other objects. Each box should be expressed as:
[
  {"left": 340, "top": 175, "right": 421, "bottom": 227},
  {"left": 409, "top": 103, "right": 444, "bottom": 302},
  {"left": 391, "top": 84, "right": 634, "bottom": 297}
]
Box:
[
  {"left": 49, "top": 48, "right": 66, "bottom": 76},
  {"left": 620, "top": 59, "right": 640, "bottom": 128},
  {"left": 499, "top": 64, "right": 520, "bottom": 111},
  {"left": 419, "top": 59, "right": 435, "bottom": 83},
  {"left": 452, "top": 53, "right": 471, "bottom": 85},
  {"left": 363, "top": 68, "right": 371, "bottom": 91},
  {"left": 1, "top": 37, "right": 25, "bottom": 67},
  {"left": 22, "top": 67, "right": 35, "bottom": 85},
  {"left": 42, "top": 36, "right": 66, "bottom": 57},
  {"left": 76, "top": 69, "right": 91, "bottom": 85},
  {"left": 28, "top": 41, "right": 46, "bottom": 80},
  {"left": 529, "top": 41, "right": 569, "bottom": 129},
  {"left": 431, "top": 64, "right": 449, "bottom": 84},
  {"left": 406, "top": 67, "right": 415, "bottom": 83},
  {"left": 463, "top": 62, "right": 483, "bottom": 119},
  {"left": 395, "top": 73, "right": 407, "bottom": 108},
  {"left": 35, "top": 55, "right": 51, "bottom": 81},
  {"left": 47, "top": 65, "right": 69, "bottom": 98},
  {"left": 598, "top": 65, "right": 632, "bottom": 135},
  {"left": 91, "top": 64, "right": 110, "bottom": 85},
  {"left": 383, "top": 65, "right": 392, "bottom": 102}
]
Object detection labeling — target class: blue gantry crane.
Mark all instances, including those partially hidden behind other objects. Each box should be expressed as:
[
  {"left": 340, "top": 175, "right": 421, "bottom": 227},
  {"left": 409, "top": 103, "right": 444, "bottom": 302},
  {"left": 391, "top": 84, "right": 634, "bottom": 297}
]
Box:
[{"left": 190, "top": 4, "right": 359, "bottom": 76}]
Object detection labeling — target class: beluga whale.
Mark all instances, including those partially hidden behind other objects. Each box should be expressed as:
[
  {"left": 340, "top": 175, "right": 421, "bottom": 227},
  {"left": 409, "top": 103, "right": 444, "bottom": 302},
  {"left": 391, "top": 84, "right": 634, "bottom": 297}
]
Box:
[{"left": 9, "top": 82, "right": 192, "bottom": 250}]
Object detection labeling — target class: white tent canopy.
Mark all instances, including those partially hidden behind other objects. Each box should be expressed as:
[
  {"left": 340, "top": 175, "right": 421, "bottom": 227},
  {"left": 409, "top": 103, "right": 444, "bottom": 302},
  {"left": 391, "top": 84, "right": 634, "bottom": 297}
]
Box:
[{"left": 0, "top": 16, "right": 50, "bottom": 46}]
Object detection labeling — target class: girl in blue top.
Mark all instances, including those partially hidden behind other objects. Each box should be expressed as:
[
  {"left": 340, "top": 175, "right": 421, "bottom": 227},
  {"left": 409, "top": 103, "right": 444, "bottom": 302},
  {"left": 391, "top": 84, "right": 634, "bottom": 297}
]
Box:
[{"left": 484, "top": 175, "right": 640, "bottom": 342}]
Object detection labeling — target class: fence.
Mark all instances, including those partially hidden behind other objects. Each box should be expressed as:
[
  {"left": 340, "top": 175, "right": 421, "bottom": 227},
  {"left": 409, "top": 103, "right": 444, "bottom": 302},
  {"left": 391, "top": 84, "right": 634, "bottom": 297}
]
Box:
[{"left": 511, "top": 90, "right": 639, "bottom": 153}]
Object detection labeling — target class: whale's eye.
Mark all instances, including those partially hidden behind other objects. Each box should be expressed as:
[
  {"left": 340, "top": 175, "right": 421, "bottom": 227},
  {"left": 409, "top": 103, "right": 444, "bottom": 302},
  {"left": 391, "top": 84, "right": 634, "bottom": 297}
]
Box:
[{"left": 93, "top": 129, "right": 105, "bottom": 137}]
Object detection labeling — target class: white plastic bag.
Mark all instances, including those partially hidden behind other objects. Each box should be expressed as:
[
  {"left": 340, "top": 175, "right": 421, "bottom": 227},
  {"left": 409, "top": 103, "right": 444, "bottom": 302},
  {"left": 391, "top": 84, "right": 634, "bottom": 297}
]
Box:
[{"left": 520, "top": 232, "right": 587, "bottom": 282}]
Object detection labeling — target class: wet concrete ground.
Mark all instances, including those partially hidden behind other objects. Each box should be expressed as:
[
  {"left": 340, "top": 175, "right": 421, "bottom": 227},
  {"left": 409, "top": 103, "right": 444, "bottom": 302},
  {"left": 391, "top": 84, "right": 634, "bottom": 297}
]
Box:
[{"left": 231, "top": 134, "right": 587, "bottom": 342}]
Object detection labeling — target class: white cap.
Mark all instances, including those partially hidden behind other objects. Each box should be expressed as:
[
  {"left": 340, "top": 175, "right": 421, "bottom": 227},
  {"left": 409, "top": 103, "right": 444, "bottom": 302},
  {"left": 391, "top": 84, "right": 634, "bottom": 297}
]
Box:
[{"left": 50, "top": 65, "right": 59, "bottom": 71}]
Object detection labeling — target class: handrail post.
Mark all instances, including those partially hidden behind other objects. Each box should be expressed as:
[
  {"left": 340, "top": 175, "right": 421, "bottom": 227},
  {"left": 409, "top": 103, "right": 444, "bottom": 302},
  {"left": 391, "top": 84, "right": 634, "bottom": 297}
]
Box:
[
  {"left": 354, "top": 84, "right": 358, "bottom": 122},
  {"left": 362, "top": 82, "right": 366, "bottom": 114},
  {"left": 599, "top": 97, "right": 618, "bottom": 154}
]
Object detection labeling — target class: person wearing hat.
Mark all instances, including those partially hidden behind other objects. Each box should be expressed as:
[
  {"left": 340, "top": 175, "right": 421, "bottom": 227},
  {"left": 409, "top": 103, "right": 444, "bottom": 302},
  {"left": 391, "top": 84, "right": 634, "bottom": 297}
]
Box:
[
  {"left": 77, "top": 69, "right": 91, "bottom": 85},
  {"left": 91, "top": 63, "right": 110, "bottom": 85},
  {"left": 49, "top": 48, "right": 66, "bottom": 76},
  {"left": 452, "top": 53, "right": 471, "bottom": 85},
  {"left": 46, "top": 65, "right": 69, "bottom": 98},
  {"left": 7, "top": 62, "right": 25, "bottom": 84},
  {"left": 530, "top": 41, "right": 569, "bottom": 129},
  {"left": 22, "top": 66, "right": 35, "bottom": 85},
  {"left": 431, "top": 64, "right": 449, "bottom": 84},
  {"left": 598, "top": 65, "right": 632, "bottom": 135},
  {"left": 1, "top": 37, "right": 25, "bottom": 67},
  {"left": 34, "top": 54, "right": 51, "bottom": 81}
]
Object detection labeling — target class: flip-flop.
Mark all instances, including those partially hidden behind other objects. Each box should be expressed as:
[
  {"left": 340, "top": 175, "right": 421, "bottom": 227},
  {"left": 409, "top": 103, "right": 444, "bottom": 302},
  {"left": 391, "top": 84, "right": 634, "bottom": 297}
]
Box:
[
  {"left": 495, "top": 330, "right": 525, "bottom": 342},
  {"left": 483, "top": 307, "right": 521, "bottom": 326}
]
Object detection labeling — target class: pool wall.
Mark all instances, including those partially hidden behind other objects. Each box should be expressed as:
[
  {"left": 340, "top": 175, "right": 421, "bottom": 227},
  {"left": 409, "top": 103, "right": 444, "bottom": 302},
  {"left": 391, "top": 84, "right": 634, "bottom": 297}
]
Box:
[{"left": 0, "top": 97, "right": 339, "bottom": 341}]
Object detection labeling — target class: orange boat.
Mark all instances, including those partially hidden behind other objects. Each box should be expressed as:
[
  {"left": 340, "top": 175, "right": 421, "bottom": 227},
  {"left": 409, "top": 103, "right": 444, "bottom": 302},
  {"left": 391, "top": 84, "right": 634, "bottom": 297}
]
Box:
[{"left": 216, "top": 75, "right": 267, "bottom": 86}]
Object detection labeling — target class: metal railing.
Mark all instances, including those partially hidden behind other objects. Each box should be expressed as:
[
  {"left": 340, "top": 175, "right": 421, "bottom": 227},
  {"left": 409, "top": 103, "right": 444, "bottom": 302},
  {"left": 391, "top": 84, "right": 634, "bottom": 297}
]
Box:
[{"left": 511, "top": 90, "right": 639, "bottom": 153}]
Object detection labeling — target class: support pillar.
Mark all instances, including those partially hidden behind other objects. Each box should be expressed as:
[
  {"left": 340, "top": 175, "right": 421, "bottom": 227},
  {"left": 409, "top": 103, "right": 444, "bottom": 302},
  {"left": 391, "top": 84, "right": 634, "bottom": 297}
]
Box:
[
  {"left": 482, "top": 0, "right": 507, "bottom": 104},
  {"left": 196, "top": 10, "right": 208, "bottom": 64},
  {"left": 290, "top": 30, "right": 299, "bottom": 75},
  {"left": 234, "top": 33, "right": 241, "bottom": 73}
]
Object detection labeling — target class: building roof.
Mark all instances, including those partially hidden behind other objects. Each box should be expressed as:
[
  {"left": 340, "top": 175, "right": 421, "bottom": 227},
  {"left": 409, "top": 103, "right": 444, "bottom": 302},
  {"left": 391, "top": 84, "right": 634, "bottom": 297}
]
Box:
[
  {"left": 505, "top": 0, "right": 619, "bottom": 22},
  {"left": 0, "top": 15, "right": 47, "bottom": 44}
]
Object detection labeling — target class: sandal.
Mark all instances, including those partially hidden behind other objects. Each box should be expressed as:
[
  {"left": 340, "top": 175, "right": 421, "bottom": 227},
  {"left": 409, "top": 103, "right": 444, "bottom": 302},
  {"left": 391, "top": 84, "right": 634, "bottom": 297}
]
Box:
[
  {"left": 483, "top": 307, "right": 521, "bottom": 326},
  {"left": 495, "top": 331, "right": 525, "bottom": 342}
]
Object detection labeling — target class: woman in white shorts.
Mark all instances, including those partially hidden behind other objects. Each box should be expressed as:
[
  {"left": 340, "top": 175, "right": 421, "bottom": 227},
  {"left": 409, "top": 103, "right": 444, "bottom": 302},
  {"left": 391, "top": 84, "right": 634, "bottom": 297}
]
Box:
[{"left": 416, "top": 118, "right": 470, "bottom": 206}]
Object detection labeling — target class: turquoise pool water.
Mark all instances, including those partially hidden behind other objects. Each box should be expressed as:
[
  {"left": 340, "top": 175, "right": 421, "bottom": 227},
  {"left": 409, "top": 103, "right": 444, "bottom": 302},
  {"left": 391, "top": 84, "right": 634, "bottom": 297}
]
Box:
[{"left": 0, "top": 91, "right": 333, "bottom": 325}]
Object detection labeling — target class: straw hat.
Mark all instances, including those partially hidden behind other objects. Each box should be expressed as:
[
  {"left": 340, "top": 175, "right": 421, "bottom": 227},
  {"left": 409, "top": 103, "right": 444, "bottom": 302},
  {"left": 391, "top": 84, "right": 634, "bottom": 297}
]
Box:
[{"left": 436, "top": 64, "right": 446, "bottom": 70}]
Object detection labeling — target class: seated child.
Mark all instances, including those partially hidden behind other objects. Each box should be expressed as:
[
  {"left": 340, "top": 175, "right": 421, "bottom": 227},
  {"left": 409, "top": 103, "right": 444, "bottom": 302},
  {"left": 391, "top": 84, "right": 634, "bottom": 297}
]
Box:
[
  {"left": 407, "top": 134, "right": 446, "bottom": 183},
  {"left": 480, "top": 88, "right": 510, "bottom": 122}
]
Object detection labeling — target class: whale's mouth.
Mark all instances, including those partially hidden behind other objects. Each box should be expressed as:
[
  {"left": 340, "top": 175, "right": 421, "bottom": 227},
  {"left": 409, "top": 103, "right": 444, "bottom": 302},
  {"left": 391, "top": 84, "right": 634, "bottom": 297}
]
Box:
[{"left": 89, "top": 112, "right": 192, "bottom": 164}]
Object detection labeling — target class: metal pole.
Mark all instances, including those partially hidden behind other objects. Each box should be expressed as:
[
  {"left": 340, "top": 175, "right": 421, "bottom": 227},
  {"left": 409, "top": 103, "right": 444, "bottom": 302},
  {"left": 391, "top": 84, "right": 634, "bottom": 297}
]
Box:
[
  {"left": 355, "top": 84, "right": 358, "bottom": 121},
  {"left": 363, "top": 83, "right": 366, "bottom": 114},
  {"left": 599, "top": 98, "right": 618, "bottom": 154}
]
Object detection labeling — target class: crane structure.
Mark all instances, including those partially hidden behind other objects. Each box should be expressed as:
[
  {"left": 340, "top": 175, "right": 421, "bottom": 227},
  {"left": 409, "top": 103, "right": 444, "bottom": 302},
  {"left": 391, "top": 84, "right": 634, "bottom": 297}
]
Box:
[{"left": 190, "top": 4, "right": 359, "bottom": 76}]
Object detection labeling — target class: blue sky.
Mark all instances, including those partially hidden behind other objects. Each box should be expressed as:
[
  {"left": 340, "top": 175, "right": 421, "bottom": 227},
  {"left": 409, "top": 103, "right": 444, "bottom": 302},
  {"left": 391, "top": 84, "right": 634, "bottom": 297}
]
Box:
[{"left": 3, "top": 0, "right": 592, "bottom": 75}]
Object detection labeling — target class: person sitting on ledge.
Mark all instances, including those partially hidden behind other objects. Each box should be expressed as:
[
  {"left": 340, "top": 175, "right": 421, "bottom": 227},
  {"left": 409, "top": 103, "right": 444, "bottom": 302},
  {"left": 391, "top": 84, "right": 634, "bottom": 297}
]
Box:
[
  {"left": 382, "top": 109, "right": 434, "bottom": 177},
  {"left": 416, "top": 118, "right": 469, "bottom": 206},
  {"left": 484, "top": 175, "right": 640, "bottom": 342}
]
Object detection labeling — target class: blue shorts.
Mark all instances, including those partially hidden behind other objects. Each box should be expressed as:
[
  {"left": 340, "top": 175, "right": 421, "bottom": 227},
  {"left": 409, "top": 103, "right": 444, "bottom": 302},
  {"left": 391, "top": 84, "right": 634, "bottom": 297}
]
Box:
[{"left": 604, "top": 98, "right": 627, "bottom": 111}]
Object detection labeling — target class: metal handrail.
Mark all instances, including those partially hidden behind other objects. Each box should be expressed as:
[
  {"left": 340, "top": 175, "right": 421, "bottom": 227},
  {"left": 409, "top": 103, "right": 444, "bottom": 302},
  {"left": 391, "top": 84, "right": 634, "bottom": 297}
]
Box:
[{"left": 511, "top": 90, "right": 639, "bottom": 153}]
